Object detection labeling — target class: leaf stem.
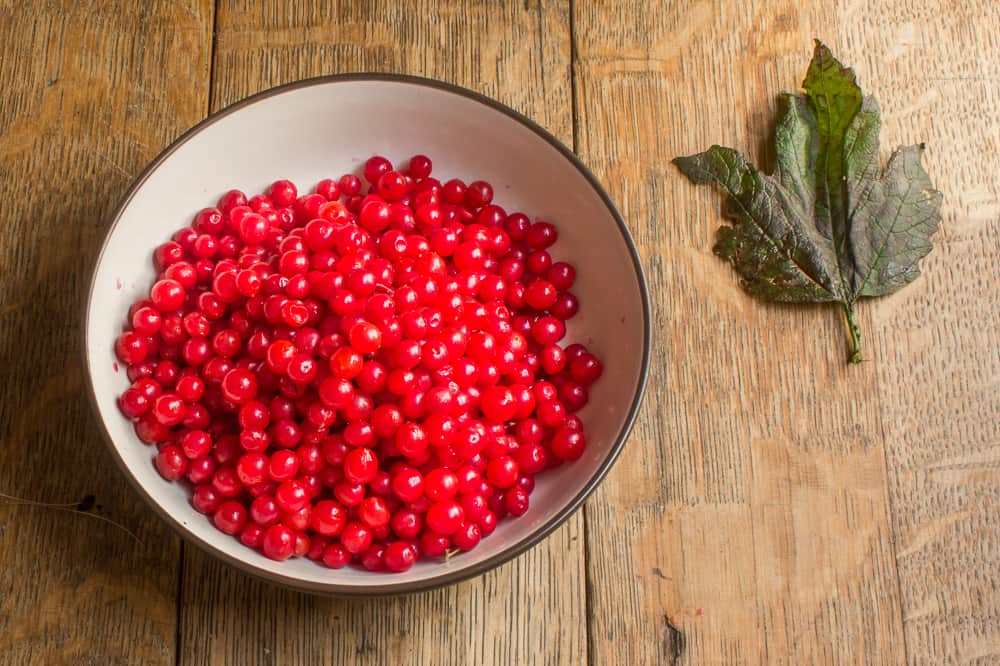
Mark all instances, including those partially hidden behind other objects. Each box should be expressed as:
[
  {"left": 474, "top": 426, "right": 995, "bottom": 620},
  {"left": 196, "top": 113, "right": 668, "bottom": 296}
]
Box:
[{"left": 842, "top": 302, "right": 863, "bottom": 364}]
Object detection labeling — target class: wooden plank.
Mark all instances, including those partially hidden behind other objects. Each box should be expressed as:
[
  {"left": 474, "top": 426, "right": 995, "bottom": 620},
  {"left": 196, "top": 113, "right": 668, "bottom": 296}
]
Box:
[
  {"left": 178, "top": 3, "right": 584, "bottom": 665},
  {"left": 573, "top": 2, "right": 907, "bottom": 663},
  {"left": 0, "top": 1, "right": 214, "bottom": 664},
  {"left": 841, "top": 2, "right": 1000, "bottom": 663}
]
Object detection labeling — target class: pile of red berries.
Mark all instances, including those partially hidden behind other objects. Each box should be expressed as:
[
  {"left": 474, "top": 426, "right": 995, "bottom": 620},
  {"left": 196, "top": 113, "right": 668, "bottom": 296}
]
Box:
[{"left": 115, "top": 154, "right": 602, "bottom": 573}]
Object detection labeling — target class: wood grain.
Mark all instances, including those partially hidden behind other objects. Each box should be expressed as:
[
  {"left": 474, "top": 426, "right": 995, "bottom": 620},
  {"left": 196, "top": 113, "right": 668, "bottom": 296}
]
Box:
[
  {"left": 839, "top": 3, "right": 1000, "bottom": 663},
  {"left": 0, "top": 1, "right": 213, "bottom": 664},
  {"left": 573, "top": 1, "right": 907, "bottom": 663},
  {"left": 178, "top": 3, "right": 586, "bottom": 665},
  {"left": 3, "top": 1, "right": 998, "bottom": 664}
]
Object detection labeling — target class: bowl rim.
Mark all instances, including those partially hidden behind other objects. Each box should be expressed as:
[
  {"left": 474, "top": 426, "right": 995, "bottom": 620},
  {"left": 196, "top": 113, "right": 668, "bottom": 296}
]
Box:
[{"left": 83, "top": 72, "right": 651, "bottom": 595}]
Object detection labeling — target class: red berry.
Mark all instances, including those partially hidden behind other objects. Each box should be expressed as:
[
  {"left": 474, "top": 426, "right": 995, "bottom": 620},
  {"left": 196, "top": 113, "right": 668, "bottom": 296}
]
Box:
[
  {"left": 360, "top": 199, "right": 391, "bottom": 233},
  {"left": 134, "top": 410, "right": 169, "bottom": 443},
  {"left": 349, "top": 320, "right": 382, "bottom": 353},
  {"left": 286, "top": 354, "right": 317, "bottom": 384},
  {"left": 150, "top": 279, "right": 185, "bottom": 312},
  {"left": 408, "top": 155, "right": 432, "bottom": 179},
  {"left": 250, "top": 495, "right": 280, "bottom": 527},
  {"left": 452, "top": 522, "right": 482, "bottom": 550},
  {"left": 194, "top": 207, "right": 225, "bottom": 235},
  {"left": 283, "top": 505, "right": 313, "bottom": 531},
  {"left": 334, "top": 481, "right": 365, "bottom": 507},
  {"left": 460, "top": 493, "right": 488, "bottom": 522},
  {"left": 268, "top": 179, "right": 298, "bottom": 208},
  {"left": 322, "top": 543, "right": 351, "bottom": 568},
  {"left": 131, "top": 306, "right": 163, "bottom": 336},
  {"left": 479, "top": 511, "right": 498, "bottom": 535},
  {"left": 358, "top": 496, "right": 391, "bottom": 529},
  {"left": 266, "top": 340, "right": 297, "bottom": 374},
  {"left": 211, "top": 466, "right": 243, "bottom": 497},
  {"left": 213, "top": 500, "right": 248, "bottom": 535},
  {"left": 218, "top": 189, "right": 247, "bottom": 215},
  {"left": 481, "top": 386, "right": 517, "bottom": 423},
  {"left": 465, "top": 180, "right": 493, "bottom": 209},
  {"left": 309, "top": 500, "right": 346, "bottom": 536},
  {"left": 338, "top": 174, "right": 362, "bottom": 197},
  {"left": 151, "top": 394, "right": 185, "bottom": 426},
  {"left": 531, "top": 316, "right": 566, "bottom": 345},
  {"left": 238, "top": 213, "right": 268, "bottom": 245},
  {"left": 383, "top": 541, "right": 418, "bottom": 572},
  {"left": 275, "top": 479, "right": 309, "bottom": 512},
  {"left": 175, "top": 375, "right": 205, "bottom": 402},
  {"left": 551, "top": 427, "right": 586, "bottom": 461},
  {"left": 118, "top": 388, "right": 149, "bottom": 419},
  {"left": 525, "top": 222, "right": 558, "bottom": 250},
  {"left": 191, "top": 484, "right": 221, "bottom": 514},
  {"left": 395, "top": 422, "right": 428, "bottom": 459},
  {"left": 236, "top": 452, "right": 269, "bottom": 486},
  {"left": 315, "top": 178, "right": 340, "bottom": 201},
  {"left": 155, "top": 445, "right": 188, "bottom": 481},
  {"left": 239, "top": 524, "right": 265, "bottom": 549},
  {"left": 364, "top": 156, "right": 392, "bottom": 184},
  {"left": 424, "top": 468, "right": 458, "bottom": 502},
  {"left": 426, "top": 500, "right": 465, "bottom": 535},
  {"left": 180, "top": 430, "right": 212, "bottom": 459},
  {"left": 486, "top": 456, "right": 519, "bottom": 489},
  {"left": 503, "top": 486, "right": 530, "bottom": 516},
  {"left": 569, "top": 352, "right": 603, "bottom": 385},
  {"left": 343, "top": 447, "right": 378, "bottom": 484},
  {"left": 420, "top": 531, "right": 450, "bottom": 557},
  {"left": 115, "top": 332, "right": 149, "bottom": 365},
  {"left": 221, "top": 368, "right": 257, "bottom": 404},
  {"left": 537, "top": 400, "right": 567, "bottom": 428},
  {"left": 340, "top": 521, "right": 373, "bottom": 554},
  {"left": 390, "top": 509, "right": 423, "bottom": 540},
  {"left": 330, "top": 346, "right": 364, "bottom": 378},
  {"left": 262, "top": 524, "right": 295, "bottom": 560},
  {"left": 514, "top": 443, "right": 548, "bottom": 475},
  {"left": 361, "top": 544, "right": 386, "bottom": 571}
]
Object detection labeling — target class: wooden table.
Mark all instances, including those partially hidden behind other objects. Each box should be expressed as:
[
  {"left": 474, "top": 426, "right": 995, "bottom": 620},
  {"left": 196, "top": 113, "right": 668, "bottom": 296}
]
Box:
[{"left": 1, "top": 1, "right": 997, "bottom": 664}]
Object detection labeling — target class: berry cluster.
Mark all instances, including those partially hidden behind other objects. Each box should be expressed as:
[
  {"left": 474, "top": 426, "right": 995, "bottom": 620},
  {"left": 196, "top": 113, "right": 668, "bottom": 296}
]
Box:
[{"left": 115, "top": 154, "right": 602, "bottom": 573}]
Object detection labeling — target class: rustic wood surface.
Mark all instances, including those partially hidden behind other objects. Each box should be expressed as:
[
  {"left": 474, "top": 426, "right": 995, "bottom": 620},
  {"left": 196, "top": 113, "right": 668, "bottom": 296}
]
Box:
[
  {"left": 0, "top": 1, "right": 212, "bottom": 664},
  {"left": 0, "top": 1, "right": 996, "bottom": 664}
]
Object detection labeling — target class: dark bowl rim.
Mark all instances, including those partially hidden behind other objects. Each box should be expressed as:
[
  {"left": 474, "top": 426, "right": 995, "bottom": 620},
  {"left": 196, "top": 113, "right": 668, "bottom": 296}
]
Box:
[{"left": 82, "top": 72, "right": 652, "bottom": 596}]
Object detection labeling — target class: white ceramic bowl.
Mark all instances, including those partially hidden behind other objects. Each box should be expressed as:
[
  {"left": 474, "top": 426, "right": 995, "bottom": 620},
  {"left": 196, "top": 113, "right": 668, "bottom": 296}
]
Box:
[{"left": 84, "top": 75, "right": 650, "bottom": 594}]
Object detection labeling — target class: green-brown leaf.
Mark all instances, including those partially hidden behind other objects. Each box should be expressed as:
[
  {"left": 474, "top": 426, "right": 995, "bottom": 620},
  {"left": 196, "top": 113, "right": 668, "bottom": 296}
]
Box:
[{"left": 673, "top": 40, "right": 942, "bottom": 363}]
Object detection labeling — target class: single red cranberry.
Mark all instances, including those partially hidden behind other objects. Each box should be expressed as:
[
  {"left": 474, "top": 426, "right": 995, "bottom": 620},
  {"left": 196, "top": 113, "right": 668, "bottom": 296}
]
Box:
[
  {"left": 452, "top": 522, "right": 482, "bottom": 551},
  {"left": 213, "top": 500, "right": 248, "bottom": 535},
  {"left": 322, "top": 543, "right": 351, "bottom": 568},
  {"left": 426, "top": 500, "right": 465, "bottom": 535},
  {"left": 343, "top": 447, "right": 378, "bottom": 484},
  {"left": 383, "top": 541, "right": 418, "bottom": 572},
  {"left": 261, "top": 524, "right": 295, "bottom": 560},
  {"left": 551, "top": 427, "right": 586, "bottom": 461},
  {"left": 340, "top": 521, "right": 373, "bottom": 554},
  {"left": 155, "top": 445, "right": 188, "bottom": 481}
]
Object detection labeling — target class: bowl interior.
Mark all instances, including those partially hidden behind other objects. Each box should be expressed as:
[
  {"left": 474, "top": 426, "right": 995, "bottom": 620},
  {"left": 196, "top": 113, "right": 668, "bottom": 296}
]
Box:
[{"left": 86, "top": 78, "right": 647, "bottom": 592}]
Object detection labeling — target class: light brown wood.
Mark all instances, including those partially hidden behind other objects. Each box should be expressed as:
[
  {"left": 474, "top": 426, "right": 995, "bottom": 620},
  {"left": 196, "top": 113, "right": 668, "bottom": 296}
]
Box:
[
  {"left": 574, "top": 1, "right": 906, "bottom": 663},
  {"left": 846, "top": 3, "right": 1000, "bottom": 663},
  {"left": 2, "top": 1, "right": 998, "bottom": 664},
  {"left": 575, "top": 1, "right": 999, "bottom": 664},
  {"left": 0, "top": 1, "right": 214, "bottom": 664},
  {"left": 178, "top": 3, "right": 586, "bottom": 665}
]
